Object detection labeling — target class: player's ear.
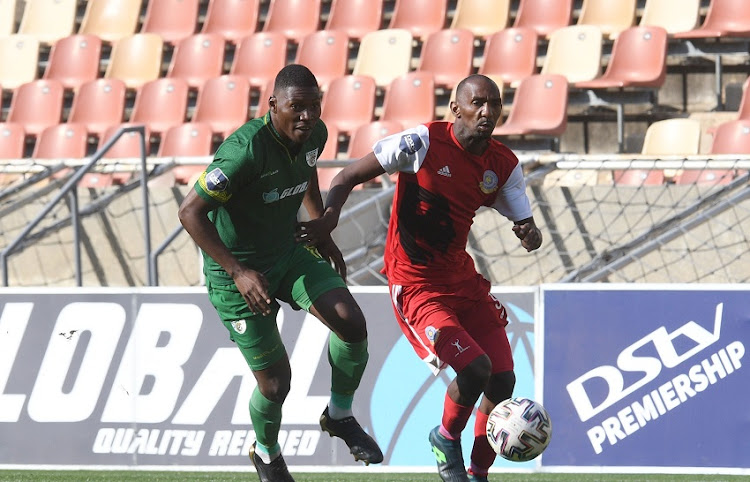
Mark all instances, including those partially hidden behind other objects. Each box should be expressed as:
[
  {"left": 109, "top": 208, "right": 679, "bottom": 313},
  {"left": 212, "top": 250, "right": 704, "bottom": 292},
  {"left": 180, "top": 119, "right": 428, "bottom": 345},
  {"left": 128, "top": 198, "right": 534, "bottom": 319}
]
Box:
[
  {"left": 268, "top": 95, "right": 277, "bottom": 113},
  {"left": 450, "top": 100, "right": 460, "bottom": 119}
]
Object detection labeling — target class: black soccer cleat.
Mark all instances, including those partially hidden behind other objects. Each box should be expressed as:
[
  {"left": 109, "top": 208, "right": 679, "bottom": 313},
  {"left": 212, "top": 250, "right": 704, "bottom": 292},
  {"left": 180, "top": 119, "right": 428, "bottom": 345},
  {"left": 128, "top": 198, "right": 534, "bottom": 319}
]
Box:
[
  {"left": 428, "top": 426, "right": 469, "bottom": 482},
  {"left": 319, "top": 406, "right": 384, "bottom": 465},
  {"left": 467, "top": 473, "right": 489, "bottom": 482},
  {"left": 249, "top": 442, "right": 295, "bottom": 482}
]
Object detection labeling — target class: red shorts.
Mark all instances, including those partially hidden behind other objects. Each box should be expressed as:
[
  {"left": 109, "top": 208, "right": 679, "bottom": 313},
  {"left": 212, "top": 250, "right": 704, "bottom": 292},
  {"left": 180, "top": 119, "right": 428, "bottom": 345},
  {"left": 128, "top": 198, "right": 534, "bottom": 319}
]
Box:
[{"left": 389, "top": 273, "right": 514, "bottom": 375}]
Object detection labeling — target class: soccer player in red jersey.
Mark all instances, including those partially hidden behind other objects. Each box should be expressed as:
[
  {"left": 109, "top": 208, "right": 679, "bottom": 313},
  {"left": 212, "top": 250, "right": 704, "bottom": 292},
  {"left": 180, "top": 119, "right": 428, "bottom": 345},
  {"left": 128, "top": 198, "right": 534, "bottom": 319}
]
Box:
[{"left": 297, "top": 74, "right": 542, "bottom": 481}]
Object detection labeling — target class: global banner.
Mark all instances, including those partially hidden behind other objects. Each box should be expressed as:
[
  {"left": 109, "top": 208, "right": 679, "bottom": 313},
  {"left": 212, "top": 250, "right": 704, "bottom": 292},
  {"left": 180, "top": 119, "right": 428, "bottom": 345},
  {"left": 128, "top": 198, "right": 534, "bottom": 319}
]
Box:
[
  {"left": 540, "top": 285, "right": 749, "bottom": 470},
  {"left": 0, "top": 286, "right": 537, "bottom": 469}
]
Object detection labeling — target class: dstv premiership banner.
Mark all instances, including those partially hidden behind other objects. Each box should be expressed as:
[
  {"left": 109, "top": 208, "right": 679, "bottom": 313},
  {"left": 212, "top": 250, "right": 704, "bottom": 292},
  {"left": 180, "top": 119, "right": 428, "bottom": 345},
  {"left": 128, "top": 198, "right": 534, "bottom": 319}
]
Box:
[
  {"left": 541, "top": 285, "right": 749, "bottom": 469},
  {"left": 0, "top": 287, "right": 536, "bottom": 468}
]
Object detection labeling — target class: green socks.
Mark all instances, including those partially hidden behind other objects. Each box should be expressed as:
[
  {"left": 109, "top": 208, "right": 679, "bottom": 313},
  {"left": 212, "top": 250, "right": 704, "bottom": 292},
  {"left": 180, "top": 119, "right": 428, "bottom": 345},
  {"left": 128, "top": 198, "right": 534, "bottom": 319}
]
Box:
[
  {"left": 249, "top": 387, "right": 282, "bottom": 456},
  {"left": 327, "top": 334, "right": 368, "bottom": 416}
]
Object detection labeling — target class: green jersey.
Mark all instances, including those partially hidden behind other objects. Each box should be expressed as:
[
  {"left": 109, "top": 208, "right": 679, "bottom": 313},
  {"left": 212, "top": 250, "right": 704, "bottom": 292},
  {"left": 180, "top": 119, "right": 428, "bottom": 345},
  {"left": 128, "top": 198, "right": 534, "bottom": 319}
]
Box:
[{"left": 194, "top": 113, "right": 327, "bottom": 283}]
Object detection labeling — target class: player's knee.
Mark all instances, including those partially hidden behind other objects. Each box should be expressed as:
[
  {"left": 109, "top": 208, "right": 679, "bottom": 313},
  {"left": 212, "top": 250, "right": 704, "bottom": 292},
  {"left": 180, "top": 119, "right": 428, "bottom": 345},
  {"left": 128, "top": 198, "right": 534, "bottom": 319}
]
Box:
[
  {"left": 455, "top": 354, "right": 492, "bottom": 400},
  {"left": 484, "top": 370, "right": 516, "bottom": 404},
  {"left": 258, "top": 377, "right": 291, "bottom": 404}
]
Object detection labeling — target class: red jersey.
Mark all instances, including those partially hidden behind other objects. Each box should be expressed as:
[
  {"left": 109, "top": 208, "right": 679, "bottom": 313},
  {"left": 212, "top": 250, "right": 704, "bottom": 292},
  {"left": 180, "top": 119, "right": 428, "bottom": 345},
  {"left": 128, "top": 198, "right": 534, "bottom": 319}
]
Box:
[{"left": 373, "top": 121, "right": 532, "bottom": 286}]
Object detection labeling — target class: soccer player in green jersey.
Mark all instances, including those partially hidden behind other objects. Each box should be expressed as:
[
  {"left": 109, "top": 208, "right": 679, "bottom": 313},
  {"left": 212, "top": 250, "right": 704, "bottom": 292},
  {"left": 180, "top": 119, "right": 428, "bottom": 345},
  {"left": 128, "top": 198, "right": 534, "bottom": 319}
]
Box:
[{"left": 178, "top": 64, "right": 383, "bottom": 481}]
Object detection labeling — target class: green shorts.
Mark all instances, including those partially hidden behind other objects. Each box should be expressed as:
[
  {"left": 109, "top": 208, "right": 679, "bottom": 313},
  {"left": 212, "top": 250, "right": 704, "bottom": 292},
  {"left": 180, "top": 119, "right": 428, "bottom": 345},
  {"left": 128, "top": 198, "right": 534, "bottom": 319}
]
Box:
[{"left": 206, "top": 244, "right": 347, "bottom": 370}]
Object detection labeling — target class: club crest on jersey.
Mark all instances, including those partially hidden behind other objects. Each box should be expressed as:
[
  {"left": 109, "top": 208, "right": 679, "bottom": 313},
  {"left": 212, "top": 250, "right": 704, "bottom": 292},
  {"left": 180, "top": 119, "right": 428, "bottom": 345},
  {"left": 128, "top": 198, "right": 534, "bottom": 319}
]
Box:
[
  {"left": 231, "top": 320, "right": 246, "bottom": 335},
  {"left": 399, "top": 133, "right": 423, "bottom": 155},
  {"left": 206, "top": 168, "right": 229, "bottom": 191},
  {"left": 480, "top": 169, "right": 499, "bottom": 194},
  {"left": 425, "top": 326, "right": 438, "bottom": 344},
  {"left": 306, "top": 148, "right": 318, "bottom": 167}
]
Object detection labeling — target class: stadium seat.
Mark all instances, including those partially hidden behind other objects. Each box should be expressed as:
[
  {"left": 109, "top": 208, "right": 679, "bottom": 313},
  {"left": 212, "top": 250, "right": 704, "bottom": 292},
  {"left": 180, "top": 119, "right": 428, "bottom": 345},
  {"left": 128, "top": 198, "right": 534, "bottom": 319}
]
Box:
[
  {"left": 141, "top": 0, "right": 199, "bottom": 45},
  {"left": 576, "top": 0, "right": 636, "bottom": 39},
  {"left": 43, "top": 34, "right": 102, "bottom": 91},
  {"left": 324, "top": 0, "right": 384, "bottom": 42},
  {"left": 158, "top": 123, "right": 214, "bottom": 157},
  {"left": 262, "top": 0, "right": 322, "bottom": 44},
  {"left": 449, "top": 0, "right": 510, "bottom": 39},
  {"left": 33, "top": 123, "right": 89, "bottom": 159},
  {"left": 540, "top": 25, "right": 602, "bottom": 84},
  {"left": 380, "top": 72, "right": 436, "bottom": 129},
  {"left": 492, "top": 74, "right": 568, "bottom": 140},
  {"left": 574, "top": 26, "right": 668, "bottom": 89},
  {"left": 99, "top": 124, "right": 149, "bottom": 159},
  {"left": 674, "top": 168, "right": 735, "bottom": 184},
  {"left": 388, "top": 0, "right": 448, "bottom": 42},
  {"left": 319, "top": 124, "right": 340, "bottom": 161},
  {"left": 0, "top": 0, "right": 14, "bottom": 37},
  {"left": 417, "top": 28, "right": 474, "bottom": 90},
  {"left": 638, "top": 0, "right": 700, "bottom": 35},
  {"left": 321, "top": 75, "right": 377, "bottom": 135},
  {"left": 738, "top": 76, "right": 750, "bottom": 120},
  {"left": 68, "top": 79, "right": 127, "bottom": 137},
  {"left": 708, "top": 119, "right": 750, "bottom": 154},
  {"left": 0, "top": 123, "right": 26, "bottom": 159},
  {"left": 6, "top": 79, "right": 64, "bottom": 136},
  {"left": 346, "top": 120, "right": 403, "bottom": 159},
  {"left": 17, "top": 0, "right": 77, "bottom": 45},
  {"left": 192, "top": 75, "right": 251, "bottom": 137},
  {"left": 672, "top": 0, "right": 750, "bottom": 38},
  {"left": 613, "top": 169, "right": 665, "bottom": 185},
  {"left": 512, "top": 0, "right": 573, "bottom": 38},
  {"left": 130, "top": 78, "right": 189, "bottom": 135},
  {"left": 478, "top": 27, "right": 538, "bottom": 88},
  {"left": 641, "top": 118, "right": 701, "bottom": 156},
  {"left": 104, "top": 33, "right": 164, "bottom": 90},
  {"left": 254, "top": 78, "right": 275, "bottom": 118},
  {"left": 78, "top": 0, "right": 143, "bottom": 43},
  {"left": 295, "top": 30, "right": 350, "bottom": 92},
  {"left": 0, "top": 35, "right": 40, "bottom": 91},
  {"left": 201, "top": 0, "right": 260, "bottom": 44},
  {"left": 352, "top": 29, "right": 413, "bottom": 88},
  {"left": 166, "top": 33, "right": 226, "bottom": 90},
  {"left": 230, "top": 32, "right": 289, "bottom": 92}
]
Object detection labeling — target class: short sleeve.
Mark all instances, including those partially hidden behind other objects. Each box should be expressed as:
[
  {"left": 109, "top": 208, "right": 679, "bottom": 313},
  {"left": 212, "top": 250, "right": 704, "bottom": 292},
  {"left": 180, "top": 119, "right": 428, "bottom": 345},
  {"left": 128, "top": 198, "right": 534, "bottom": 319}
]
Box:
[
  {"left": 491, "top": 162, "right": 533, "bottom": 221},
  {"left": 195, "top": 138, "right": 255, "bottom": 205},
  {"left": 372, "top": 124, "right": 431, "bottom": 175}
]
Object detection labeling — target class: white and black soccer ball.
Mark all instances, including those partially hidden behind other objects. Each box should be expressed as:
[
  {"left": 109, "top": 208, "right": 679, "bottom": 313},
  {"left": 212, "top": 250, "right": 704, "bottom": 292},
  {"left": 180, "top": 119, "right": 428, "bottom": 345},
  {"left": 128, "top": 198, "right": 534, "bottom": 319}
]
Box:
[{"left": 486, "top": 397, "right": 552, "bottom": 462}]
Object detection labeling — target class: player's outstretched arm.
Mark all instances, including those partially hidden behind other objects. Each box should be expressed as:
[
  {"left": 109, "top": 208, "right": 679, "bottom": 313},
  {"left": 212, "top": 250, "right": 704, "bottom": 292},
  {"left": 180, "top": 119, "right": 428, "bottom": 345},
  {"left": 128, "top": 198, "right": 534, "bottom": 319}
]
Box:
[{"left": 512, "top": 216, "right": 543, "bottom": 252}]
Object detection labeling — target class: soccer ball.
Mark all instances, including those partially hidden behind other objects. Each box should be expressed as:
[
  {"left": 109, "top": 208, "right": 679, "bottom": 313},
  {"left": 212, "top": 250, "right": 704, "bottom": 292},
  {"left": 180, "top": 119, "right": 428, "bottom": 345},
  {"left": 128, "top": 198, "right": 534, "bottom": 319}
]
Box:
[{"left": 486, "top": 397, "right": 552, "bottom": 462}]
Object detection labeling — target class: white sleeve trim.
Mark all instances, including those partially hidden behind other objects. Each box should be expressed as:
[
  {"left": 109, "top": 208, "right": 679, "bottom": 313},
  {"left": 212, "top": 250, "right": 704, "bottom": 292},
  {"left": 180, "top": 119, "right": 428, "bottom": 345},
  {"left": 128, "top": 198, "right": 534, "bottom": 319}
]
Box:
[
  {"left": 373, "top": 124, "right": 431, "bottom": 174},
  {"left": 492, "top": 162, "right": 533, "bottom": 221}
]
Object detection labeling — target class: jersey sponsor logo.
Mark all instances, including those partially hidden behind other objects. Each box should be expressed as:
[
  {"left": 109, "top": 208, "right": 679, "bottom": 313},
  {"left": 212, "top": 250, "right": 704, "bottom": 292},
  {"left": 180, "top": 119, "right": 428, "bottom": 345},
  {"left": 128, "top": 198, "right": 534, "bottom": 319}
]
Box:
[
  {"left": 437, "top": 165, "right": 451, "bottom": 177},
  {"left": 480, "top": 169, "right": 499, "bottom": 194},
  {"left": 260, "top": 169, "right": 279, "bottom": 179},
  {"left": 399, "top": 133, "right": 423, "bottom": 155},
  {"left": 231, "top": 320, "right": 246, "bottom": 335},
  {"left": 305, "top": 148, "right": 318, "bottom": 167},
  {"left": 262, "top": 181, "right": 309, "bottom": 204},
  {"left": 451, "top": 338, "right": 469, "bottom": 356}
]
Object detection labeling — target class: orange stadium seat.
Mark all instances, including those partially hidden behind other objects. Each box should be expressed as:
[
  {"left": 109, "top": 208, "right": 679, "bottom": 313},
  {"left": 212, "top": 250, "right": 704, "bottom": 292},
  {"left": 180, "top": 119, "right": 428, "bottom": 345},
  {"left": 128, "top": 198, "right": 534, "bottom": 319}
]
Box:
[
  {"left": 321, "top": 75, "right": 377, "bottom": 135},
  {"left": 192, "top": 75, "right": 251, "bottom": 137},
  {"left": 319, "top": 124, "right": 340, "bottom": 161},
  {"left": 68, "top": 79, "right": 127, "bottom": 137},
  {"left": 43, "top": 34, "right": 102, "bottom": 91},
  {"left": 512, "top": 0, "right": 573, "bottom": 38},
  {"left": 201, "top": 0, "right": 260, "bottom": 44},
  {"left": 0, "top": 123, "right": 26, "bottom": 159},
  {"left": 33, "top": 123, "right": 89, "bottom": 159},
  {"left": 388, "top": 0, "right": 448, "bottom": 42},
  {"left": 493, "top": 74, "right": 568, "bottom": 139},
  {"left": 99, "top": 124, "right": 149, "bottom": 159},
  {"left": 574, "top": 26, "right": 668, "bottom": 89},
  {"left": 324, "top": 0, "right": 384, "bottom": 42},
  {"left": 417, "top": 28, "right": 474, "bottom": 90},
  {"left": 639, "top": 0, "right": 700, "bottom": 35},
  {"left": 262, "top": 0, "right": 322, "bottom": 44},
  {"left": 295, "top": 30, "right": 350, "bottom": 92},
  {"left": 352, "top": 29, "right": 413, "bottom": 88},
  {"left": 0, "top": 35, "right": 40, "bottom": 91},
  {"left": 450, "top": 0, "right": 510, "bottom": 40},
  {"left": 541, "top": 25, "right": 602, "bottom": 84},
  {"left": 673, "top": 0, "right": 750, "bottom": 38},
  {"left": 738, "top": 77, "right": 750, "bottom": 120},
  {"left": 17, "top": 0, "right": 77, "bottom": 45},
  {"left": 254, "top": 78, "right": 275, "bottom": 118},
  {"left": 158, "top": 123, "right": 214, "bottom": 157},
  {"left": 130, "top": 78, "right": 189, "bottom": 135},
  {"left": 230, "top": 32, "right": 289, "bottom": 92},
  {"left": 576, "top": 0, "right": 636, "bottom": 39},
  {"left": 381, "top": 71, "right": 436, "bottom": 129},
  {"left": 347, "top": 121, "right": 403, "bottom": 158},
  {"left": 709, "top": 119, "right": 750, "bottom": 154},
  {"left": 478, "top": 27, "right": 539, "bottom": 88},
  {"left": 7, "top": 79, "right": 64, "bottom": 136},
  {"left": 104, "top": 33, "right": 164, "bottom": 90},
  {"left": 166, "top": 33, "right": 226, "bottom": 90},
  {"left": 613, "top": 169, "right": 665, "bottom": 185},
  {"left": 141, "top": 0, "right": 200, "bottom": 45},
  {"left": 78, "top": 0, "right": 143, "bottom": 44}
]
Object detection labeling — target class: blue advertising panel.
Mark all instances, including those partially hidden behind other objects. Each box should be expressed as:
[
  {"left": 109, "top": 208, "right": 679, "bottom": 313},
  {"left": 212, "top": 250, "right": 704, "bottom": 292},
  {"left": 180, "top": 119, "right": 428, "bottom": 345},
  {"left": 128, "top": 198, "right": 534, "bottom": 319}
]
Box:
[{"left": 540, "top": 285, "right": 749, "bottom": 469}]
